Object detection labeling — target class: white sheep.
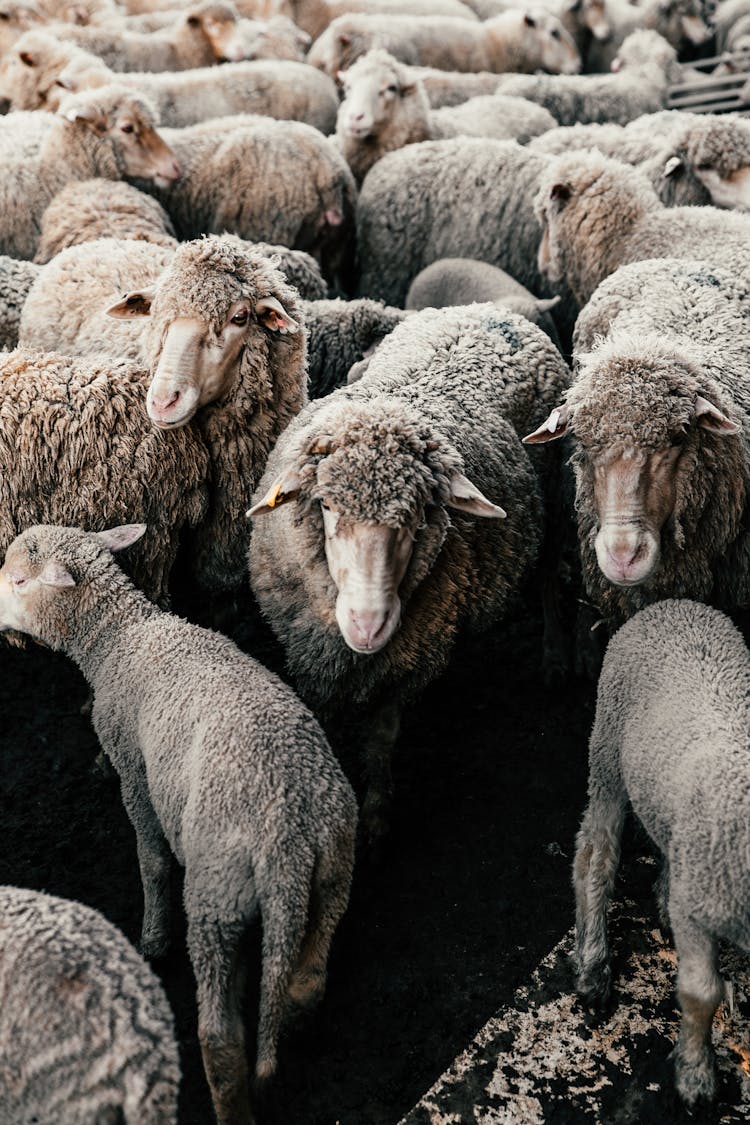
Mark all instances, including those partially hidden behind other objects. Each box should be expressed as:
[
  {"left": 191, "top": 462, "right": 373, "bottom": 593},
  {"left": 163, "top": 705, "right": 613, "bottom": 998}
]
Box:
[
  {"left": 0, "top": 884, "right": 180, "bottom": 1124},
  {"left": 0, "top": 521, "right": 357, "bottom": 1125},
  {"left": 574, "top": 598, "right": 750, "bottom": 1109}
]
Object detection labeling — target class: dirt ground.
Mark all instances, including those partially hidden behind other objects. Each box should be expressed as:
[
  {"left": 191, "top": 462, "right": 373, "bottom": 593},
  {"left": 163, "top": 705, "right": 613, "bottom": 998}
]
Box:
[{"left": 0, "top": 593, "right": 598, "bottom": 1125}]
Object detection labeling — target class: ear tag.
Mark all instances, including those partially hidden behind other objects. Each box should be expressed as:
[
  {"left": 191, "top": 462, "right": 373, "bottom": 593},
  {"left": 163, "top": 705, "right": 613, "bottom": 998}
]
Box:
[{"left": 268, "top": 482, "right": 285, "bottom": 508}]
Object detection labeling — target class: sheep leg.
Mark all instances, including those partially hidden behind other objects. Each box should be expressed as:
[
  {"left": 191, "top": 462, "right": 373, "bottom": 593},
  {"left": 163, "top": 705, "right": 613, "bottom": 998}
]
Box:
[
  {"left": 188, "top": 913, "right": 254, "bottom": 1125},
  {"left": 287, "top": 833, "right": 356, "bottom": 1010},
  {"left": 670, "top": 906, "right": 723, "bottom": 1108},
  {"left": 654, "top": 859, "right": 671, "bottom": 932},
  {"left": 359, "top": 699, "right": 401, "bottom": 848},
  {"left": 255, "top": 882, "right": 310, "bottom": 1083},
  {"left": 573, "top": 781, "right": 626, "bottom": 1011},
  {"left": 120, "top": 776, "right": 172, "bottom": 959}
]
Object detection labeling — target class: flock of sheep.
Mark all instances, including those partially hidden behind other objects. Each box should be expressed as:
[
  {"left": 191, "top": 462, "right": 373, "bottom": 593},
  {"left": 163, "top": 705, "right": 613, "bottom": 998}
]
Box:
[{"left": 1, "top": 0, "right": 750, "bottom": 1119}]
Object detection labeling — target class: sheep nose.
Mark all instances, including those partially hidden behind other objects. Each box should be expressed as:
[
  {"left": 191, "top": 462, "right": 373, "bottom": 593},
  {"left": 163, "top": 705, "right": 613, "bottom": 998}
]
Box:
[
  {"left": 152, "top": 389, "right": 181, "bottom": 413},
  {"left": 348, "top": 608, "right": 388, "bottom": 649},
  {"left": 0, "top": 97, "right": 9, "bottom": 115}
]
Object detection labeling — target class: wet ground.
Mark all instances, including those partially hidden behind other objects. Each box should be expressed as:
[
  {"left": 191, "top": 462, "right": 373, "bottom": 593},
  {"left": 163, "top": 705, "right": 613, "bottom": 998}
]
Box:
[{"left": 0, "top": 595, "right": 601, "bottom": 1125}]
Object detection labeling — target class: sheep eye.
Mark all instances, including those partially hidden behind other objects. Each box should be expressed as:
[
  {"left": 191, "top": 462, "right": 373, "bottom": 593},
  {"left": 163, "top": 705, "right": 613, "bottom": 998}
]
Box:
[
  {"left": 231, "top": 309, "right": 249, "bottom": 325},
  {"left": 385, "top": 84, "right": 398, "bottom": 94},
  {"left": 11, "top": 576, "right": 27, "bottom": 588},
  {"left": 120, "top": 122, "right": 135, "bottom": 134},
  {"left": 0, "top": 12, "right": 9, "bottom": 20},
  {"left": 550, "top": 26, "right": 560, "bottom": 37}
]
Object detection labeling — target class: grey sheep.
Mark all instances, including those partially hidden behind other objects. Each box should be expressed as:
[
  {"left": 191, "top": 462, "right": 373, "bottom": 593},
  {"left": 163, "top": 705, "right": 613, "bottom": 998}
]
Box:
[
  {"left": 0, "top": 83, "right": 180, "bottom": 260},
  {"left": 495, "top": 30, "right": 679, "bottom": 126},
  {"left": 0, "top": 255, "right": 40, "bottom": 350},
  {"left": 574, "top": 598, "right": 750, "bottom": 1108},
  {"left": 306, "top": 8, "right": 581, "bottom": 76},
  {"left": 405, "top": 257, "right": 562, "bottom": 348},
  {"left": 534, "top": 149, "right": 750, "bottom": 307},
  {"left": 303, "top": 296, "right": 407, "bottom": 396},
  {"left": 141, "top": 114, "right": 356, "bottom": 289},
  {"left": 523, "top": 257, "right": 750, "bottom": 627},
  {"left": 356, "top": 137, "right": 575, "bottom": 334},
  {"left": 35, "top": 177, "right": 176, "bottom": 262},
  {"left": 248, "top": 303, "right": 570, "bottom": 841},
  {"left": 0, "top": 885, "right": 180, "bottom": 1124},
  {"left": 530, "top": 111, "right": 750, "bottom": 210},
  {"left": 336, "top": 48, "right": 556, "bottom": 184},
  {"left": 7, "top": 239, "right": 308, "bottom": 603},
  {"left": 55, "top": 0, "right": 249, "bottom": 71},
  {"left": 585, "top": 0, "right": 710, "bottom": 72},
  {"left": 1, "top": 31, "right": 340, "bottom": 133},
  {"left": 0, "top": 521, "right": 357, "bottom": 1125}
]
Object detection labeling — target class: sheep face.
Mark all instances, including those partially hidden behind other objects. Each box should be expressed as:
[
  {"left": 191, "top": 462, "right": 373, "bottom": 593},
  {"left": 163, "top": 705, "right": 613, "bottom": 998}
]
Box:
[
  {"left": 235, "top": 15, "right": 309, "bottom": 60},
  {"left": 524, "top": 350, "right": 741, "bottom": 590},
  {"left": 578, "top": 0, "right": 609, "bottom": 41},
  {"left": 0, "top": 31, "right": 76, "bottom": 110},
  {"left": 516, "top": 10, "right": 581, "bottom": 75},
  {"left": 52, "top": 52, "right": 111, "bottom": 101},
  {"left": 183, "top": 1, "right": 247, "bottom": 61},
  {"left": 337, "top": 52, "right": 415, "bottom": 139},
  {"left": 684, "top": 121, "right": 750, "bottom": 211},
  {"left": 249, "top": 407, "right": 505, "bottom": 654},
  {"left": 0, "top": 1, "right": 43, "bottom": 59}
]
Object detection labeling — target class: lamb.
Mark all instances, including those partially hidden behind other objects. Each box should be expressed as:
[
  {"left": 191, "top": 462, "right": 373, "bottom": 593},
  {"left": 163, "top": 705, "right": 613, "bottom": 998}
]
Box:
[
  {"left": 303, "top": 297, "right": 407, "bottom": 397},
  {"left": 495, "top": 30, "right": 679, "bottom": 126},
  {"left": 336, "top": 49, "right": 557, "bottom": 184},
  {"left": 294, "top": 0, "right": 479, "bottom": 40},
  {"left": 0, "top": 884, "right": 180, "bottom": 1124},
  {"left": 534, "top": 150, "right": 750, "bottom": 307},
  {"left": 405, "top": 258, "right": 562, "bottom": 348},
  {"left": 307, "top": 9, "right": 581, "bottom": 76},
  {"left": 523, "top": 257, "right": 750, "bottom": 626},
  {"left": 0, "top": 256, "right": 41, "bottom": 350},
  {"left": 530, "top": 111, "right": 750, "bottom": 210},
  {"left": 573, "top": 598, "right": 750, "bottom": 1109},
  {"left": 356, "top": 137, "right": 574, "bottom": 334},
  {"left": 0, "top": 521, "right": 357, "bottom": 1125},
  {"left": 248, "top": 303, "right": 570, "bottom": 840},
  {"left": 143, "top": 115, "right": 356, "bottom": 289},
  {"left": 584, "top": 0, "right": 711, "bottom": 73},
  {"left": 55, "top": 0, "right": 249, "bottom": 71},
  {"left": 0, "top": 84, "right": 180, "bottom": 260},
  {"left": 2, "top": 32, "right": 341, "bottom": 133},
  {"left": 6, "top": 239, "right": 308, "bottom": 603}
]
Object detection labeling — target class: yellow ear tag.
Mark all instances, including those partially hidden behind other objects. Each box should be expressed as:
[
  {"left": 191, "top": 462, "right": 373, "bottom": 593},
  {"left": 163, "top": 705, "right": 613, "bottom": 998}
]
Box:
[{"left": 268, "top": 482, "right": 284, "bottom": 509}]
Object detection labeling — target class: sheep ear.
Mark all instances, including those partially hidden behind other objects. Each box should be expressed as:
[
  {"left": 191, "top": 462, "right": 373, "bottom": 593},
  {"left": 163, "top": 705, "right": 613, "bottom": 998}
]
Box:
[
  {"left": 695, "top": 395, "right": 740, "bottom": 435},
  {"left": 38, "top": 560, "right": 76, "bottom": 588},
  {"left": 662, "top": 155, "right": 683, "bottom": 178},
  {"left": 534, "top": 295, "right": 561, "bottom": 312},
  {"left": 523, "top": 404, "right": 570, "bottom": 443},
  {"left": 256, "top": 296, "right": 298, "bottom": 334},
  {"left": 105, "top": 290, "right": 154, "bottom": 318},
  {"left": 523, "top": 11, "right": 537, "bottom": 25},
  {"left": 93, "top": 524, "right": 147, "bottom": 552},
  {"left": 446, "top": 472, "right": 506, "bottom": 518},
  {"left": 246, "top": 472, "right": 301, "bottom": 517},
  {"left": 64, "top": 102, "right": 106, "bottom": 129}
]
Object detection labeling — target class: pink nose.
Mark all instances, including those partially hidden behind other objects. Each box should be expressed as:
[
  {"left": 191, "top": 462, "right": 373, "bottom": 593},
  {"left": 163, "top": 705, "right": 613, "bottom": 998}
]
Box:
[
  {"left": 606, "top": 542, "right": 647, "bottom": 581},
  {"left": 163, "top": 158, "right": 181, "bottom": 182},
  {"left": 151, "top": 390, "right": 180, "bottom": 414},
  {"left": 348, "top": 608, "right": 388, "bottom": 649}
]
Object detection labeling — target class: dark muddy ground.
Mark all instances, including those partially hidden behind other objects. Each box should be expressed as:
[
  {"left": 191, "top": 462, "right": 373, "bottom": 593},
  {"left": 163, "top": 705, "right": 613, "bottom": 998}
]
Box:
[{"left": 0, "top": 595, "right": 598, "bottom": 1125}]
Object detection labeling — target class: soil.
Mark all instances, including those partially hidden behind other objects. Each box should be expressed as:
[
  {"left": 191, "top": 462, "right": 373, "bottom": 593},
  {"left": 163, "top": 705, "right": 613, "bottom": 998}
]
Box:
[{"left": 0, "top": 593, "right": 597, "bottom": 1125}]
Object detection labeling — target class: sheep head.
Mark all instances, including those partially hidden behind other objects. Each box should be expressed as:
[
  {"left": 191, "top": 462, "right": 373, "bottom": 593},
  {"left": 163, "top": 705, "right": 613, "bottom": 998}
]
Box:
[
  {"left": 0, "top": 29, "right": 81, "bottom": 110},
  {"left": 523, "top": 333, "right": 742, "bottom": 590},
  {"left": 677, "top": 117, "right": 750, "bottom": 212},
  {"left": 107, "top": 236, "right": 302, "bottom": 429},
  {"left": 336, "top": 49, "right": 423, "bottom": 142},
  {"left": 182, "top": 0, "right": 247, "bottom": 61},
  {"left": 248, "top": 402, "right": 504, "bottom": 654}
]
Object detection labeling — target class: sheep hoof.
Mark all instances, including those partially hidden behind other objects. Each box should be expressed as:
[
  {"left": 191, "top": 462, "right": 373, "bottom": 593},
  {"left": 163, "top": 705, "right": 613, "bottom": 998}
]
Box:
[
  {"left": 576, "top": 965, "right": 612, "bottom": 1019},
  {"left": 673, "top": 1051, "right": 718, "bottom": 1114},
  {"left": 138, "top": 933, "right": 170, "bottom": 961}
]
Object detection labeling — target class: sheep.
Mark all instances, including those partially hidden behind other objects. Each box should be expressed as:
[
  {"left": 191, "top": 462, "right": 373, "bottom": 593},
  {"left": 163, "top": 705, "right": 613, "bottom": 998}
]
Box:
[
  {"left": 336, "top": 48, "right": 557, "bottom": 184},
  {"left": 714, "top": 0, "right": 750, "bottom": 50},
  {"left": 573, "top": 598, "right": 750, "bottom": 1109},
  {"left": 356, "top": 137, "right": 575, "bottom": 337},
  {"left": 54, "top": 51, "right": 340, "bottom": 132},
  {"left": 0, "top": 256, "right": 41, "bottom": 350},
  {"left": 405, "top": 258, "right": 562, "bottom": 349},
  {"left": 142, "top": 115, "right": 355, "bottom": 289},
  {"left": 294, "top": 0, "right": 479, "bottom": 40},
  {"left": 0, "top": 0, "right": 44, "bottom": 60},
  {"left": 584, "top": 0, "right": 711, "bottom": 73},
  {"left": 534, "top": 149, "right": 750, "bottom": 308},
  {"left": 234, "top": 12, "right": 309, "bottom": 58},
  {"left": 303, "top": 297, "right": 407, "bottom": 397},
  {"left": 0, "top": 108, "right": 54, "bottom": 158},
  {"left": 55, "top": 0, "right": 249, "bottom": 71},
  {"left": 248, "top": 302, "right": 570, "bottom": 841},
  {"left": 0, "top": 30, "right": 96, "bottom": 111},
  {"left": 523, "top": 257, "right": 750, "bottom": 627},
  {"left": 5, "top": 240, "right": 307, "bottom": 604},
  {"left": 0, "top": 521, "right": 357, "bottom": 1125},
  {"left": 0, "top": 885, "right": 179, "bottom": 1124},
  {"left": 307, "top": 9, "right": 581, "bottom": 77},
  {"left": 495, "top": 30, "right": 680, "bottom": 126},
  {"left": 0, "top": 84, "right": 181, "bottom": 261},
  {"left": 463, "top": 0, "right": 611, "bottom": 51},
  {"left": 404, "top": 65, "right": 505, "bottom": 106}
]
